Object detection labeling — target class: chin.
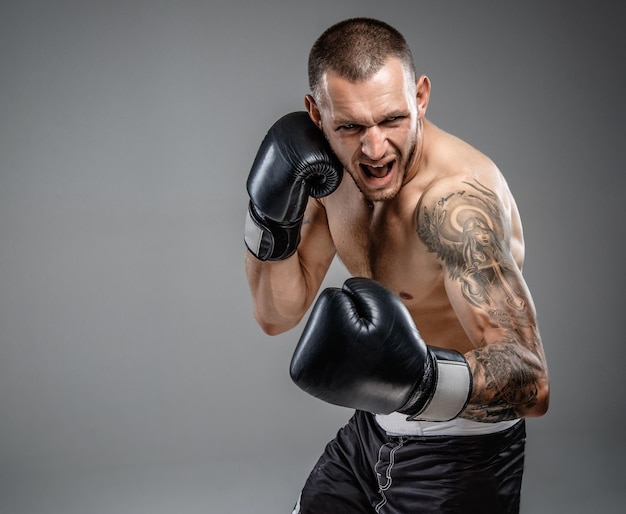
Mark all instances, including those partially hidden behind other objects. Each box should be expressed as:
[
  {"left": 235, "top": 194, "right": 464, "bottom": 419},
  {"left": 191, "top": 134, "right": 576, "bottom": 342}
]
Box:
[
  {"left": 363, "top": 174, "right": 405, "bottom": 202},
  {"left": 361, "top": 183, "right": 403, "bottom": 203}
]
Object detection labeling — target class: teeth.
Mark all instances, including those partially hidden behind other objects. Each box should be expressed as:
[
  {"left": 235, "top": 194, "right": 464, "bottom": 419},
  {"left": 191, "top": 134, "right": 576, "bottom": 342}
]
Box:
[{"left": 361, "top": 162, "right": 392, "bottom": 179}]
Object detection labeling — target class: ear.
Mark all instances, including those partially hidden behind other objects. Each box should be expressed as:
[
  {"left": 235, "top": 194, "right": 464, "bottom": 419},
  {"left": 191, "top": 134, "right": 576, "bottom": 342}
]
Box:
[
  {"left": 304, "top": 94, "right": 323, "bottom": 129},
  {"left": 416, "top": 75, "right": 431, "bottom": 119}
]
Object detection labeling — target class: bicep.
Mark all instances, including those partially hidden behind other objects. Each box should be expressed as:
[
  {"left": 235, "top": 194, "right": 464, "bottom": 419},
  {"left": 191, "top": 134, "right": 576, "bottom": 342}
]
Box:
[{"left": 443, "top": 249, "right": 538, "bottom": 350}]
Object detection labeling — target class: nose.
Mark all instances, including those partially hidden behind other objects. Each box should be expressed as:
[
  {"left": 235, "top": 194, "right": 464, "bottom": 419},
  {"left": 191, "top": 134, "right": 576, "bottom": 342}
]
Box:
[{"left": 360, "top": 126, "right": 387, "bottom": 160}]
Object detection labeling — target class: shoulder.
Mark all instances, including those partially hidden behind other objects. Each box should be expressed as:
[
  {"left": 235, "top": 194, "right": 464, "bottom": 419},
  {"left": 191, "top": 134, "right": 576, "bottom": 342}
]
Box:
[
  {"left": 418, "top": 123, "right": 518, "bottom": 220},
  {"left": 418, "top": 137, "right": 509, "bottom": 222},
  {"left": 416, "top": 128, "right": 523, "bottom": 266},
  {"left": 421, "top": 126, "right": 506, "bottom": 201}
]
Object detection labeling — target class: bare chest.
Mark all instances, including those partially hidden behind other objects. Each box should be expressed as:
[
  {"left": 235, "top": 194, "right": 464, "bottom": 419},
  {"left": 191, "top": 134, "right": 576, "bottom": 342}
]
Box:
[
  {"left": 324, "top": 191, "right": 440, "bottom": 302},
  {"left": 329, "top": 202, "right": 470, "bottom": 348}
]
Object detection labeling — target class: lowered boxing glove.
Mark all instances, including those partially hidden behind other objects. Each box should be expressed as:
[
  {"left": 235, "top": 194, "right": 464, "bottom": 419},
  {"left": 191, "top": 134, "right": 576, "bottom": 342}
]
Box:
[
  {"left": 244, "top": 111, "right": 343, "bottom": 261},
  {"left": 290, "top": 277, "right": 473, "bottom": 422}
]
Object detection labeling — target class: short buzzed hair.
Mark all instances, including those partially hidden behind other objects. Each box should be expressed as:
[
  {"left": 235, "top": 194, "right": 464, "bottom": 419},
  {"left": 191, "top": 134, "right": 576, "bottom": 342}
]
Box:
[{"left": 308, "top": 18, "right": 417, "bottom": 103}]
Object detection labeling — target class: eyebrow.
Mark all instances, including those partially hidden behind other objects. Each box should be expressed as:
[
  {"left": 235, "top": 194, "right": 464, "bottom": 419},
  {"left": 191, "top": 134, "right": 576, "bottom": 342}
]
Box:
[{"left": 333, "top": 110, "right": 410, "bottom": 127}]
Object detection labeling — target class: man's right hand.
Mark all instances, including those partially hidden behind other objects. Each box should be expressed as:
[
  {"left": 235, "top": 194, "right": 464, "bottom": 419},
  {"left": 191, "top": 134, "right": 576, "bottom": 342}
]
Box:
[{"left": 244, "top": 112, "right": 343, "bottom": 261}]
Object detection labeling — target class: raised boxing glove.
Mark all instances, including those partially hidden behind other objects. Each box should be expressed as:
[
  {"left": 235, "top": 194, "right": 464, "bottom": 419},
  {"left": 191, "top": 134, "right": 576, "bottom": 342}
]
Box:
[
  {"left": 244, "top": 112, "right": 343, "bottom": 261},
  {"left": 289, "top": 277, "right": 473, "bottom": 422}
]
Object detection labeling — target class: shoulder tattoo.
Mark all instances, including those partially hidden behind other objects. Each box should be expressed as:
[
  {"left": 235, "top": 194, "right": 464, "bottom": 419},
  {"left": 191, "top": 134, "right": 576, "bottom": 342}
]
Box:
[{"left": 418, "top": 180, "right": 526, "bottom": 312}]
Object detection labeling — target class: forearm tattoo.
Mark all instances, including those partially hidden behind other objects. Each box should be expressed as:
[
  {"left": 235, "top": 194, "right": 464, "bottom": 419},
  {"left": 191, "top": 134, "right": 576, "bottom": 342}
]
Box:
[{"left": 418, "top": 180, "right": 543, "bottom": 421}]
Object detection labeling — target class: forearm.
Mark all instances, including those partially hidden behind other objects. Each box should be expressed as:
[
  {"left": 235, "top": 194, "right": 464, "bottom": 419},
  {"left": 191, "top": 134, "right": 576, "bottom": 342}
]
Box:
[
  {"left": 245, "top": 252, "right": 312, "bottom": 335},
  {"left": 462, "top": 340, "right": 549, "bottom": 422}
]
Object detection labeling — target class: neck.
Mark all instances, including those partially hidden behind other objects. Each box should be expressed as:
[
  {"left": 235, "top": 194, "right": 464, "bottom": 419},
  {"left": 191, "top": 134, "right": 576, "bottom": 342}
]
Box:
[{"left": 402, "top": 117, "right": 429, "bottom": 186}]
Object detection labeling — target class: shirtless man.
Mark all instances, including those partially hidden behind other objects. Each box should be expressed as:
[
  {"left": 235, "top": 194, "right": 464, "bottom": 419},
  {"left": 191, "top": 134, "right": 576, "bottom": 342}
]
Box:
[{"left": 244, "top": 18, "right": 549, "bottom": 514}]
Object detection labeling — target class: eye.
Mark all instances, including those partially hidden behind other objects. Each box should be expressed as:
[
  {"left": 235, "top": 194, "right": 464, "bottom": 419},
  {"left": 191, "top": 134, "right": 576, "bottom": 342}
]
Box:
[
  {"left": 385, "top": 116, "right": 405, "bottom": 125},
  {"left": 336, "top": 124, "right": 360, "bottom": 132}
]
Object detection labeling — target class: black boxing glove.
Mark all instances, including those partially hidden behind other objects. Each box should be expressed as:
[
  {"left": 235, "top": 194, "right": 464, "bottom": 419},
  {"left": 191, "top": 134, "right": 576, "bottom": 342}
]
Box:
[
  {"left": 244, "top": 112, "right": 343, "bottom": 261},
  {"left": 290, "top": 278, "right": 472, "bottom": 422}
]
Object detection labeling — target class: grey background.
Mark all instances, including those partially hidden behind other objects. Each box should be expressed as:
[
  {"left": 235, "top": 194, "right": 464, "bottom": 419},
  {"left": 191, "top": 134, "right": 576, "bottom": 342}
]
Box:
[{"left": 0, "top": 0, "right": 624, "bottom": 512}]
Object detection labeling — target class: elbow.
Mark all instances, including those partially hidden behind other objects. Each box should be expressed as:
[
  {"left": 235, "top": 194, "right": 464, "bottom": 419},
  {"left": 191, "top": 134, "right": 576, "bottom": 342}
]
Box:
[
  {"left": 517, "top": 348, "right": 550, "bottom": 418},
  {"left": 254, "top": 311, "right": 301, "bottom": 336},
  {"left": 521, "top": 378, "right": 550, "bottom": 418},
  {"left": 257, "top": 320, "right": 290, "bottom": 336},
  {"left": 532, "top": 383, "right": 550, "bottom": 417}
]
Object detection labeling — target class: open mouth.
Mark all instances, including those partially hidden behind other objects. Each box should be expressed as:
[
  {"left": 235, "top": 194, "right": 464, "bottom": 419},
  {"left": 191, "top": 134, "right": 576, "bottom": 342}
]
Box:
[{"left": 360, "top": 161, "right": 394, "bottom": 179}]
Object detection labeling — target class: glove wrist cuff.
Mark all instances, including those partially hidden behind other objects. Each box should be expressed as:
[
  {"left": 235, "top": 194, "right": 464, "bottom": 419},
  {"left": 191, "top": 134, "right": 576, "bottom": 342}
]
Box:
[
  {"left": 407, "top": 347, "right": 472, "bottom": 422},
  {"left": 244, "top": 203, "right": 302, "bottom": 261}
]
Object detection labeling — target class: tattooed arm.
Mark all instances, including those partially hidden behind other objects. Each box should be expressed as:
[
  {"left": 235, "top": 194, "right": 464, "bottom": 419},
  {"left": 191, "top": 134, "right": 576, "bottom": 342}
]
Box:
[{"left": 418, "top": 179, "right": 549, "bottom": 421}]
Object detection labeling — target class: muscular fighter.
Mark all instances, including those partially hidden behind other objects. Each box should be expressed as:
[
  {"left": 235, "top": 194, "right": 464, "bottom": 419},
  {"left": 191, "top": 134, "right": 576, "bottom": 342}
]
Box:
[{"left": 244, "top": 17, "right": 549, "bottom": 514}]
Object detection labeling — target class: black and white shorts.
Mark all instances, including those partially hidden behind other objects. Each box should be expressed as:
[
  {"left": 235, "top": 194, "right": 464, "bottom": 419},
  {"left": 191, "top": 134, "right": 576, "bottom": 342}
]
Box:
[{"left": 292, "top": 410, "right": 526, "bottom": 514}]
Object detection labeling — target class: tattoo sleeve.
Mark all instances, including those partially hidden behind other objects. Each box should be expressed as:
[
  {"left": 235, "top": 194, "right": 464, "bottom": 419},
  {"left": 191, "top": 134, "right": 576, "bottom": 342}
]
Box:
[{"left": 418, "top": 180, "right": 546, "bottom": 422}]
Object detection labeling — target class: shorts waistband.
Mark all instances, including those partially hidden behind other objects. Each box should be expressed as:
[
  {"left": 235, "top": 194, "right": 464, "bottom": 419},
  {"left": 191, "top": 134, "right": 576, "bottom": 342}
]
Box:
[{"left": 375, "top": 411, "right": 520, "bottom": 437}]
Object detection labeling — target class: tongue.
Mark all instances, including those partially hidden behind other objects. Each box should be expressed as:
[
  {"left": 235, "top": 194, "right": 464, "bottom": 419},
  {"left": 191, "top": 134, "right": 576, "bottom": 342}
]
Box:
[{"left": 364, "top": 164, "right": 390, "bottom": 179}]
